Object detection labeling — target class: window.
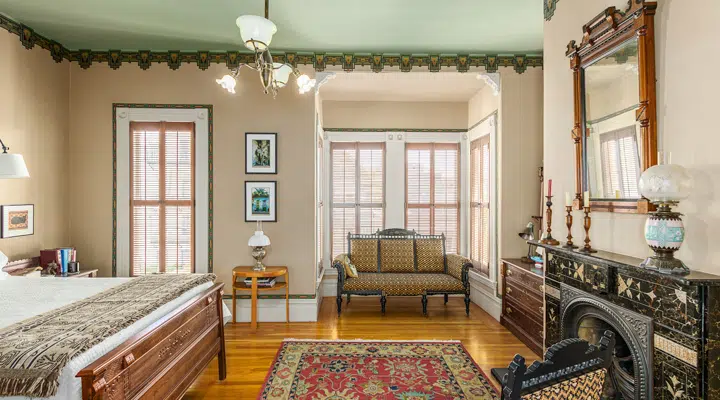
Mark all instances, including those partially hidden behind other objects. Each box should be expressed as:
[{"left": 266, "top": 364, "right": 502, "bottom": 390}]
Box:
[
  {"left": 470, "top": 136, "right": 490, "bottom": 277},
  {"left": 130, "top": 121, "right": 194, "bottom": 275},
  {"left": 599, "top": 126, "right": 640, "bottom": 198},
  {"left": 331, "top": 142, "right": 384, "bottom": 258},
  {"left": 317, "top": 135, "right": 324, "bottom": 277},
  {"left": 406, "top": 143, "right": 459, "bottom": 253}
]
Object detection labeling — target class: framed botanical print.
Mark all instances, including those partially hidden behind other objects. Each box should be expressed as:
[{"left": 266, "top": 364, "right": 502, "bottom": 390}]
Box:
[
  {"left": 245, "top": 181, "right": 277, "bottom": 222},
  {"left": 0, "top": 204, "right": 34, "bottom": 238},
  {"left": 246, "top": 133, "right": 277, "bottom": 174}
]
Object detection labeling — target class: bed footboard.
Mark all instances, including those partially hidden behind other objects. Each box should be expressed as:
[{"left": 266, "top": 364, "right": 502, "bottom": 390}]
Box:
[{"left": 77, "top": 282, "right": 227, "bottom": 400}]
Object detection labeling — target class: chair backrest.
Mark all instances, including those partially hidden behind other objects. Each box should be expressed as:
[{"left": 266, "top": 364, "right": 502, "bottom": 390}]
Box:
[
  {"left": 348, "top": 229, "right": 446, "bottom": 273},
  {"left": 502, "top": 331, "right": 615, "bottom": 400}
]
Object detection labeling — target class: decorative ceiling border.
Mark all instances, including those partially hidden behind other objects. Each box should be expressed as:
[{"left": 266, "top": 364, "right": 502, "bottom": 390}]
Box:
[
  {"left": 544, "top": 0, "right": 559, "bottom": 21},
  {"left": 0, "top": 14, "right": 542, "bottom": 74},
  {"left": 324, "top": 128, "right": 468, "bottom": 133}
]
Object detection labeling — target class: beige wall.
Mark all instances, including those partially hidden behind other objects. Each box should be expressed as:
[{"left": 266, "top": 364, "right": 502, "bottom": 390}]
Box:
[
  {"left": 498, "top": 68, "right": 544, "bottom": 261},
  {"left": 544, "top": 0, "right": 720, "bottom": 273},
  {"left": 0, "top": 32, "right": 70, "bottom": 260},
  {"left": 322, "top": 100, "right": 468, "bottom": 129},
  {"left": 68, "top": 64, "right": 317, "bottom": 294},
  {"left": 468, "top": 85, "right": 499, "bottom": 127}
]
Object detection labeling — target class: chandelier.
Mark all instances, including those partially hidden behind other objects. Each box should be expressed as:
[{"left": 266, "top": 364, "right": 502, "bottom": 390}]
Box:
[{"left": 216, "top": 0, "right": 316, "bottom": 97}]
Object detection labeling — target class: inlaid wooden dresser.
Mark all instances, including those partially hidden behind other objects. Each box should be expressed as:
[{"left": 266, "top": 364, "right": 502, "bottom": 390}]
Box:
[{"left": 501, "top": 258, "right": 544, "bottom": 355}]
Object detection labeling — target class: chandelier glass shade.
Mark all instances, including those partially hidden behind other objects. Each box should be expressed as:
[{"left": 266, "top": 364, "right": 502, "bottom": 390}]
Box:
[
  {"left": 236, "top": 15, "right": 277, "bottom": 51},
  {"left": 218, "top": 0, "right": 315, "bottom": 98}
]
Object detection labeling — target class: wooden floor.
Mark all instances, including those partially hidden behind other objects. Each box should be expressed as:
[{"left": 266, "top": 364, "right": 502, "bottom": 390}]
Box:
[{"left": 185, "top": 296, "right": 540, "bottom": 399}]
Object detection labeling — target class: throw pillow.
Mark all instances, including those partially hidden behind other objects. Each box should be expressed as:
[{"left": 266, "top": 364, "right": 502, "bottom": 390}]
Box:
[{"left": 339, "top": 254, "right": 358, "bottom": 278}]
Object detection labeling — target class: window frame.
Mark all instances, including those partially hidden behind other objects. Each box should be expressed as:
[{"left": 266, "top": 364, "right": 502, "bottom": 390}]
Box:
[{"left": 114, "top": 106, "right": 210, "bottom": 278}]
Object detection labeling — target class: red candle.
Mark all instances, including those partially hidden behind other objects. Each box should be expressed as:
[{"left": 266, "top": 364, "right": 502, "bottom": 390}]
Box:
[{"left": 548, "top": 179, "right": 552, "bottom": 197}]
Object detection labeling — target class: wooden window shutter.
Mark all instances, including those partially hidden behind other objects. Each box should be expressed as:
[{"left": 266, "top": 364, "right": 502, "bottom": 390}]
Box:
[
  {"left": 470, "top": 136, "right": 491, "bottom": 277},
  {"left": 330, "top": 142, "right": 384, "bottom": 258},
  {"left": 406, "top": 143, "right": 459, "bottom": 253},
  {"left": 130, "top": 121, "right": 195, "bottom": 276},
  {"left": 599, "top": 126, "right": 640, "bottom": 198}
]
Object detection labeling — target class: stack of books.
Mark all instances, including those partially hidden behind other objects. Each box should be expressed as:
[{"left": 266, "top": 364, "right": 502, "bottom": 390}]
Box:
[
  {"left": 244, "top": 277, "right": 276, "bottom": 288},
  {"left": 40, "top": 248, "right": 76, "bottom": 276},
  {"left": 530, "top": 255, "right": 544, "bottom": 270}
]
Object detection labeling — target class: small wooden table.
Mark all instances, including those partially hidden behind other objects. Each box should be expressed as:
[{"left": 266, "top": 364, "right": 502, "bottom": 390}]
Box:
[{"left": 231, "top": 266, "right": 289, "bottom": 329}]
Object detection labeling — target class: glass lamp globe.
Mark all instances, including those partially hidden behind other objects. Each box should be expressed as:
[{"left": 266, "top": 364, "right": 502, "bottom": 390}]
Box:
[
  {"left": 638, "top": 163, "right": 693, "bottom": 204},
  {"left": 272, "top": 63, "right": 293, "bottom": 88},
  {"left": 236, "top": 15, "right": 277, "bottom": 51},
  {"left": 215, "top": 75, "right": 237, "bottom": 94}
]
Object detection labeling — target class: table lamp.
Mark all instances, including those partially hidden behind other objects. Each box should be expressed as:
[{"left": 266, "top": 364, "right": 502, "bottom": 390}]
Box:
[
  {"left": 638, "top": 154, "right": 693, "bottom": 274},
  {"left": 248, "top": 222, "right": 271, "bottom": 271},
  {"left": 518, "top": 222, "right": 535, "bottom": 263}
]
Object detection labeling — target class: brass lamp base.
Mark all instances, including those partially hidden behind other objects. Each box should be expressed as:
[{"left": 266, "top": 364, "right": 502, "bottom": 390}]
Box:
[{"left": 251, "top": 246, "right": 267, "bottom": 271}]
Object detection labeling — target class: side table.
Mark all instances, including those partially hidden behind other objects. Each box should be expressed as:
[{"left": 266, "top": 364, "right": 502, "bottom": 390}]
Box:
[{"left": 231, "top": 266, "right": 289, "bottom": 329}]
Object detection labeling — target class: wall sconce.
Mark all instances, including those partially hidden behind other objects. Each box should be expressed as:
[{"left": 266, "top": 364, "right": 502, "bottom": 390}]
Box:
[{"left": 0, "top": 138, "right": 29, "bottom": 179}]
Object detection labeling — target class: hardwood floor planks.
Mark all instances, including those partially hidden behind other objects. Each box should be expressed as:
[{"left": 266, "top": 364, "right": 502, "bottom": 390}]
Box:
[{"left": 184, "top": 296, "right": 539, "bottom": 399}]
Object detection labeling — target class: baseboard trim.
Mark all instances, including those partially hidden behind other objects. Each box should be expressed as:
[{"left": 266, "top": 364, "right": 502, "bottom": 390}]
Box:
[
  {"left": 469, "top": 278, "right": 502, "bottom": 321},
  {"left": 224, "top": 297, "right": 319, "bottom": 323}
]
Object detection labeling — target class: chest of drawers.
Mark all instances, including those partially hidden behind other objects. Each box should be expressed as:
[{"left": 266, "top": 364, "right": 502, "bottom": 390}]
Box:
[{"left": 501, "top": 258, "right": 544, "bottom": 356}]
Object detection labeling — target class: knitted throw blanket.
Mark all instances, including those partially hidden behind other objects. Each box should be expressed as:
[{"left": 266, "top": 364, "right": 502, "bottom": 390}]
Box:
[{"left": 0, "top": 273, "right": 216, "bottom": 397}]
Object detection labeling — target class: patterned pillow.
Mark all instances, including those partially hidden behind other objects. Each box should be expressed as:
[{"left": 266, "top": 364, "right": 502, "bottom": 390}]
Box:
[
  {"left": 337, "top": 254, "right": 358, "bottom": 278},
  {"left": 350, "top": 239, "right": 379, "bottom": 272},
  {"left": 379, "top": 239, "right": 415, "bottom": 272},
  {"left": 416, "top": 239, "right": 445, "bottom": 272}
]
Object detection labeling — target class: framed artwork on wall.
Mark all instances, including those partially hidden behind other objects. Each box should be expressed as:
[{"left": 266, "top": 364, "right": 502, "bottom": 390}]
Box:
[
  {"left": 246, "top": 133, "right": 277, "bottom": 174},
  {"left": 245, "top": 181, "right": 277, "bottom": 222},
  {"left": 0, "top": 204, "right": 34, "bottom": 238}
]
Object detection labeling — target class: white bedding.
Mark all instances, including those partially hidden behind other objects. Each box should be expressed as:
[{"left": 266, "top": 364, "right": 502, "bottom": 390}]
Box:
[{"left": 0, "top": 276, "right": 231, "bottom": 400}]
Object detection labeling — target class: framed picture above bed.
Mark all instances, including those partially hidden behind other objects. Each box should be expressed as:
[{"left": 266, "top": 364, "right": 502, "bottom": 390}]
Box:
[
  {"left": 245, "top": 181, "right": 277, "bottom": 222},
  {"left": 246, "top": 132, "right": 277, "bottom": 174},
  {"left": 0, "top": 204, "right": 34, "bottom": 238}
]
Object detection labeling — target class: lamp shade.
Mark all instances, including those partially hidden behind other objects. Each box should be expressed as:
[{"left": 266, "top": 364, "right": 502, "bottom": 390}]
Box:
[
  {"left": 639, "top": 163, "right": 693, "bottom": 203},
  {"left": 236, "top": 15, "right": 277, "bottom": 51},
  {"left": 272, "top": 63, "right": 293, "bottom": 88},
  {"left": 248, "top": 230, "right": 271, "bottom": 247},
  {"left": 216, "top": 74, "right": 237, "bottom": 93},
  {"left": 0, "top": 153, "right": 29, "bottom": 178}
]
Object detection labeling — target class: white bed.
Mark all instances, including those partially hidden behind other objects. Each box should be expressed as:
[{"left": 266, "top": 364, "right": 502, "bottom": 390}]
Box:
[{"left": 0, "top": 276, "right": 231, "bottom": 400}]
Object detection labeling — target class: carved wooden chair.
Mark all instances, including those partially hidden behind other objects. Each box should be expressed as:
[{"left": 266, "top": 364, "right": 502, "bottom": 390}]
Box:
[{"left": 501, "top": 331, "right": 615, "bottom": 400}]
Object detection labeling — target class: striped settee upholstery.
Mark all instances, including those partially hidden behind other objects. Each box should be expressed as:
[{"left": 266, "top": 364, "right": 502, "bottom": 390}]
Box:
[{"left": 332, "top": 228, "right": 473, "bottom": 316}]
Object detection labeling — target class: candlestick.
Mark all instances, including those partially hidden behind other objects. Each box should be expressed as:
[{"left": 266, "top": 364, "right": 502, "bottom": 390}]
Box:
[
  {"left": 540, "top": 195, "right": 560, "bottom": 246},
  {"left": 565, "top": 192, "right": 572, "bottom": 207},
  {"left": 578, "top": 206, "right": 597, "bottom": 253},
  {"left": 562, "top": 206, "right": 578, "bottom": 249}
]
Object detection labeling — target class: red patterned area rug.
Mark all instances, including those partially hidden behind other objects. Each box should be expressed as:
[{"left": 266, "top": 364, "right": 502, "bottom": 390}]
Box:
[{"left": 258, "top": 339, "right": 499, "bottom": 400}]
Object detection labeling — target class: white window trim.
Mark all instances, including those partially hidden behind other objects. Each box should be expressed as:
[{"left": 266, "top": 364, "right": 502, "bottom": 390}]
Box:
[
  {"left": 115, "top": 107, "right": 210, "bottom": 277},
  {"left": 465, "top": 113, "right": 498, "bottom": 289}
]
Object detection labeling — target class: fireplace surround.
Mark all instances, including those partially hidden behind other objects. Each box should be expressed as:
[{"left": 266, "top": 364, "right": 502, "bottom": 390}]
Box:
[{"left": 534, "top": 241, "right": 720, "bottom": 399}]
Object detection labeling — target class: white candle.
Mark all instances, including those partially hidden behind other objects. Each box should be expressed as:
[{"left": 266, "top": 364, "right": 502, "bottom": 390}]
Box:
[
  {"left": 584, "top": 191, "right": 590, "bottom": 208},
  {"left": 565, "top": 192, "right": 572, "bottom": 207}
]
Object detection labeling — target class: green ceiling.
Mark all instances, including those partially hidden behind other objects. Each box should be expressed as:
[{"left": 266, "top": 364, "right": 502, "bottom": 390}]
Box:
[{"left": 0, "top": 0, "right": 542, "bottom": 53}]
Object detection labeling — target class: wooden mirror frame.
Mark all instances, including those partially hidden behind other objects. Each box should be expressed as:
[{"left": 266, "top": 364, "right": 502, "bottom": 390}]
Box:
[{"left": 566, "top": 0, "right": 657, "bottom": 214}]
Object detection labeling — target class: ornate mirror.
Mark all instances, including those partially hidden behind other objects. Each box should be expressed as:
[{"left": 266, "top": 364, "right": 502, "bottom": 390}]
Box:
[{"left": 567, "top": 0, "right": 657, "bottom": 213}]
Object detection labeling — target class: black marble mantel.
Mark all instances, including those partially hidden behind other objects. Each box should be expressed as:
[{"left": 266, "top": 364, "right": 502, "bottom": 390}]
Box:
[{"left": 531, "top": 240, "right": 720, "bottom": 400}]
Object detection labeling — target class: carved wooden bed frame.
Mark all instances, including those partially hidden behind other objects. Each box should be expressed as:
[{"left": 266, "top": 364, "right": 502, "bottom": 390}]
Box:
[{"left": 3, "top": 258, "right": 227, "bottom": 400}]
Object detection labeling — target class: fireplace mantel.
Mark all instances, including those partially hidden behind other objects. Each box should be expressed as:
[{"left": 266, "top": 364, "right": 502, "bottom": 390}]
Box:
[{"left": 531, "top": 240, "right": 720, "bottom": 399}]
